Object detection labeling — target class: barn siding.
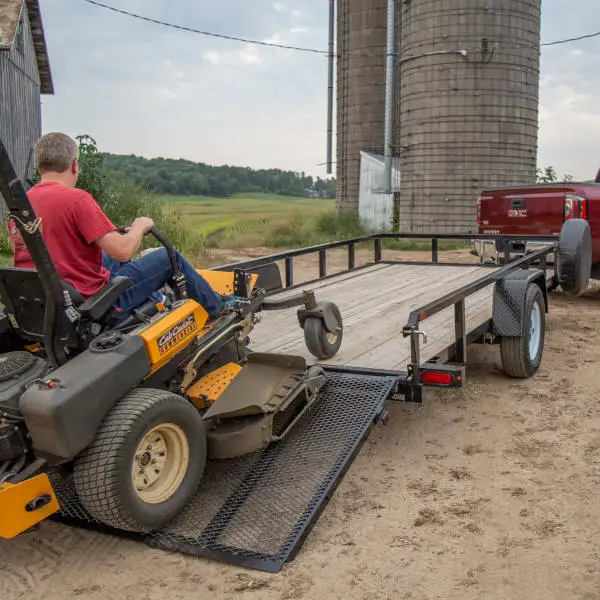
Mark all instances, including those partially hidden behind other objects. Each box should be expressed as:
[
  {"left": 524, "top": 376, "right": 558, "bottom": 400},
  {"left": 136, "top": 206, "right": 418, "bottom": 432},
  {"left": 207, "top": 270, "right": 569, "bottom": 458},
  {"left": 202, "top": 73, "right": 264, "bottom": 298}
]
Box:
[{"left": 0, "top": 2, "right": 42, "bottom": 221}]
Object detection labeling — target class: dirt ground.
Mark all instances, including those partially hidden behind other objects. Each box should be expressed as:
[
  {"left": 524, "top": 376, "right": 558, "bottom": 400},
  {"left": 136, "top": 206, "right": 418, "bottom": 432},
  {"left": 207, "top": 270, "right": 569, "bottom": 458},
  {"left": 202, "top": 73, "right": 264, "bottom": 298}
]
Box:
[{"left": 2, "top": 247, "right": 599, "bottom": 600}]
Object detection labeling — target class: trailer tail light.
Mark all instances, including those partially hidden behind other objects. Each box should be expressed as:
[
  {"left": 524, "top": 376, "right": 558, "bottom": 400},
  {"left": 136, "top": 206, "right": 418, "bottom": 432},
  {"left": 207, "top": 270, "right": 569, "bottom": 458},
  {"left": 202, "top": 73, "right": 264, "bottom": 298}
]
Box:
[
  {"left": 564, "top": 194, "right": 588, "bottom": 222},
  {"left": 421, "top": 371, "right": 454, "bottom": 385},
  {"left": 419, "top": 365, "right": 464, "bottom": 388}
]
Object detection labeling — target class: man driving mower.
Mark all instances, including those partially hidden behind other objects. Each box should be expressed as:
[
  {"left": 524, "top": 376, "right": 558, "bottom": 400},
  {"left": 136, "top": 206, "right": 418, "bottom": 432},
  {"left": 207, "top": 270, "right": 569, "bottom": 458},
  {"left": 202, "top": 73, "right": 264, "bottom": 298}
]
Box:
[{"left": 8, "top": 132, "right": 231, "bottom": 319}]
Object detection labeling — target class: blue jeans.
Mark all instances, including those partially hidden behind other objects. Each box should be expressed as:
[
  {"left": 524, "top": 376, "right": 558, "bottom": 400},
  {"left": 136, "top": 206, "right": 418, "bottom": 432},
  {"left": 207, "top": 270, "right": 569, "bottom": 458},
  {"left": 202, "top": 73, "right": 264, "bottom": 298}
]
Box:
[{"left": 102, "top": 248, "right": 224, "bottom": 317}]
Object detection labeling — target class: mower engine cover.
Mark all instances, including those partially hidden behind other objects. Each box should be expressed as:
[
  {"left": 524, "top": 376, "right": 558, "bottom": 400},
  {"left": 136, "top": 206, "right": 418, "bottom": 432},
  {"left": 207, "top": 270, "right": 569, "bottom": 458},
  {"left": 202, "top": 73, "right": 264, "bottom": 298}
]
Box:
[{"left": 0, "top": 350, "right": 48, "bottom": 411}]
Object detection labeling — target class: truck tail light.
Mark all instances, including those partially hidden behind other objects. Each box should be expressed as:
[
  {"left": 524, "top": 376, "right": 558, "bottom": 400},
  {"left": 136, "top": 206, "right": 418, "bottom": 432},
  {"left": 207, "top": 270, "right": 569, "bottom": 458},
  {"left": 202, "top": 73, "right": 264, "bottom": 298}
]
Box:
[
  {"left": 476, "top": 197, "right": 482, "bottom": 224},
  {"left": 564, "top": 194, "right": 588, "bottom": 221}
]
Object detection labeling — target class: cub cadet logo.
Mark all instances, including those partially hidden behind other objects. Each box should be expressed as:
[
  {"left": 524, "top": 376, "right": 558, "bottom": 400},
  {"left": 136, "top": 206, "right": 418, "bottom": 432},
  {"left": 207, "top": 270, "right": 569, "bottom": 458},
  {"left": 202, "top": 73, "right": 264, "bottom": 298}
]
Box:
[
  {"left": 508, "top": 209, "right": 528, "bottom": 218},
  {"left": 157, "top": 315, "right": 197, "bottom": 355}
]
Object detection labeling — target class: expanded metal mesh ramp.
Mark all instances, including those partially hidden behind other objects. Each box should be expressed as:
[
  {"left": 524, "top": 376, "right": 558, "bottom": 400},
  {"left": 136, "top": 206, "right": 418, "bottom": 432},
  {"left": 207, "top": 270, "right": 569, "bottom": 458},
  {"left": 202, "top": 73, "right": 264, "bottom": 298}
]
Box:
[{"left": 50, "top": 372, "right": 395, "bottom": 573}]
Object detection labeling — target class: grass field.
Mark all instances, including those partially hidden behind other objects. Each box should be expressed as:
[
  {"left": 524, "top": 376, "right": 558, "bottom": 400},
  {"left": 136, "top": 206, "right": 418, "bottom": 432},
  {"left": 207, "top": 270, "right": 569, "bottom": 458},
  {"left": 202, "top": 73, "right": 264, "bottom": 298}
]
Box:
[
  {"left": 163, "top": 193, "right": 335, "bottom": 237},
  {"left": 161, "top": 192, "right": 338, "bottom": 249}
]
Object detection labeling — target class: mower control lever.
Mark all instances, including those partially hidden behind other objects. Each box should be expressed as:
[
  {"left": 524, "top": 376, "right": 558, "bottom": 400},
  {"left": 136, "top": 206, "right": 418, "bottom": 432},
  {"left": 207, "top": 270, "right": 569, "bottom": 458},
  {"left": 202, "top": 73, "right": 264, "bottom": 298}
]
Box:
[
  {"left": 117, "top": 224, "right": 188, "bottom": 302},
  {"left": 149, "top": 227, "right": 188, "bottom": 301}
]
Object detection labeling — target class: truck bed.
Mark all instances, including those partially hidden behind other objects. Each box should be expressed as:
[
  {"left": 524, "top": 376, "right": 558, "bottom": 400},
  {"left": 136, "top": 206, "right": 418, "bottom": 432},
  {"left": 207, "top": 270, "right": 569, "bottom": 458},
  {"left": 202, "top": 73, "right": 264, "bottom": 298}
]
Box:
[{"left": 250, "top": 262, "right": 495, "bottom": 371}]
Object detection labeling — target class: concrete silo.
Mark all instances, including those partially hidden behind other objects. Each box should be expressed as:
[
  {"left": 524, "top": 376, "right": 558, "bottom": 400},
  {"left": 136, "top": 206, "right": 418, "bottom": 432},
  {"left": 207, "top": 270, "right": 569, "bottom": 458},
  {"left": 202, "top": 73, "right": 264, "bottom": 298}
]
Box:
[
  {"left": 336, "top": 0, "right": 390, "bottom": 214},
  {"left": 397, "top": 0, "right": 542, "bottom": 233}
]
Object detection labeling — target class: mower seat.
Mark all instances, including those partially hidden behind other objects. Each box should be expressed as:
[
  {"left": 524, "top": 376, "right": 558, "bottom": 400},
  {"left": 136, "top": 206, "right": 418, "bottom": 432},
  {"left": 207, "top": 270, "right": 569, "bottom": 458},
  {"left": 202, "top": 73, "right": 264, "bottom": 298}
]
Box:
[{"left": 0, "top": 268, "right": 131, "bottom": 341}]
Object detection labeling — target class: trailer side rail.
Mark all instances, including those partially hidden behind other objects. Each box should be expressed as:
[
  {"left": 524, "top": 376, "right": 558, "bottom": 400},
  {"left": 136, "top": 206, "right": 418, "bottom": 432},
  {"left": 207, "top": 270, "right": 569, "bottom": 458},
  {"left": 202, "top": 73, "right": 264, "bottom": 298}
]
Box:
[{"left": 213, "top": 233, "right": 558, "bottom": 294}]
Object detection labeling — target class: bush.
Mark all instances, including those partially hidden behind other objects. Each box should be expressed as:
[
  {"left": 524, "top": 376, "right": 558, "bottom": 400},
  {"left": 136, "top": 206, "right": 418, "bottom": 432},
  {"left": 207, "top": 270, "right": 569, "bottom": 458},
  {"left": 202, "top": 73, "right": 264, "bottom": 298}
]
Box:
[
  {"left": 314, "top": 210, "right": 366, "bottom": 239},
  {"left": 0, "top": 226, "right": 11, "bottom": 256}
]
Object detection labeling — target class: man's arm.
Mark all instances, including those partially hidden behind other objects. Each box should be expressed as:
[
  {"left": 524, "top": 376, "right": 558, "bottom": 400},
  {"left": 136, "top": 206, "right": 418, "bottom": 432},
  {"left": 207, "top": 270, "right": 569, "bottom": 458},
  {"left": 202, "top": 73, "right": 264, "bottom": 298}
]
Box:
[
  {"left": 73, "top": 191, "right": 154, "bottom": 262},
  {"left": 95, "top": 217, "right": 154, "bottom": 262}
]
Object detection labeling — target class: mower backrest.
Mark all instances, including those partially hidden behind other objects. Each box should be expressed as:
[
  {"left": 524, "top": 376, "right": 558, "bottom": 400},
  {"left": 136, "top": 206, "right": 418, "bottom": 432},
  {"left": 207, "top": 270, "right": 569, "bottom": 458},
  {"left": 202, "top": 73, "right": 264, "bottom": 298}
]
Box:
[{"left": 0, "top": 267, "right": 81, "bottom": 341}]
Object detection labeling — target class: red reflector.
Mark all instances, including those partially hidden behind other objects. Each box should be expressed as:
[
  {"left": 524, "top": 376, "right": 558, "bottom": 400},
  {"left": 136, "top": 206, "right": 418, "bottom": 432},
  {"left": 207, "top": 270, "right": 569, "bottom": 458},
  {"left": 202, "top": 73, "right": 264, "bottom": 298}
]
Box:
[
  {"left": 421, "top": 371, "right": 453, "bottom": 385},
  {"left": 419, "top": 311, "right": 427, "bottom": 321}
]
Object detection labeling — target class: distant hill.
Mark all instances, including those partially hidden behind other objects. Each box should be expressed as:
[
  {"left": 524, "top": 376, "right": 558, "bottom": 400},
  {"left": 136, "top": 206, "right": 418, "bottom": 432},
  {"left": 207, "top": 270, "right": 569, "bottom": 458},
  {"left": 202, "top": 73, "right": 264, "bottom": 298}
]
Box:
[{"left": 101, "top": 153, "right": 336, "bottom": 199}]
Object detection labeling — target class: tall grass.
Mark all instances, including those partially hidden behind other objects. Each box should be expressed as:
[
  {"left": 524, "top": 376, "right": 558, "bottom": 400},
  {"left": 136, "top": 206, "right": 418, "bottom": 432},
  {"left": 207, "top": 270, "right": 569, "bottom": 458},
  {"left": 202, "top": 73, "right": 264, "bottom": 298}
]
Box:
[{"left": 264, "top": 210, "right": 367, "bottom": 248}]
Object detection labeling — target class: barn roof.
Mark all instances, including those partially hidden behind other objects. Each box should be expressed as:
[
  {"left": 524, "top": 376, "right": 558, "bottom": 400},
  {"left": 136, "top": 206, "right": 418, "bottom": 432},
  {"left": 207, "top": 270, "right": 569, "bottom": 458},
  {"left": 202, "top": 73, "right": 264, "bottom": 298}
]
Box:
[{"left": 0, "top": 0, "right": 53, "bottom": 94}]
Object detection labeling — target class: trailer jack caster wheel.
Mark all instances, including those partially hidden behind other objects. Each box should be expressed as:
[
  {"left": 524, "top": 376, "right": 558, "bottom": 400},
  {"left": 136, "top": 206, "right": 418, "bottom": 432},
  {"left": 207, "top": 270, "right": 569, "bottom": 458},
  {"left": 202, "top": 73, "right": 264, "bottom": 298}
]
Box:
[{"left": 302, "top": 301, "right": 343, "bottom": 360}]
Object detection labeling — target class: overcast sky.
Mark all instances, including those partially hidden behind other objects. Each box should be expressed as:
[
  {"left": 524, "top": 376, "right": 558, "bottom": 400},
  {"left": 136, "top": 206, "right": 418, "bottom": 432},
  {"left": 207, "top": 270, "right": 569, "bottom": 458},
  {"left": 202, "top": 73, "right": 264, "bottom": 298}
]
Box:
[{"left": 39, "top": 0, "right": 599, "bottom": 180}]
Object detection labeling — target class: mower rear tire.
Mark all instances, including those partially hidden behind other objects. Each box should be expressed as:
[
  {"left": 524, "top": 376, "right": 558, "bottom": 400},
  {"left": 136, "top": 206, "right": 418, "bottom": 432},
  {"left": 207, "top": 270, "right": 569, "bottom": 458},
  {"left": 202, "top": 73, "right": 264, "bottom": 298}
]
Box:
[
  {"left": 303, "top": 301, "right": 343, "bottom": 360},
  {"left": 73, "top": 388, "right": 206, "bottom": 533}
]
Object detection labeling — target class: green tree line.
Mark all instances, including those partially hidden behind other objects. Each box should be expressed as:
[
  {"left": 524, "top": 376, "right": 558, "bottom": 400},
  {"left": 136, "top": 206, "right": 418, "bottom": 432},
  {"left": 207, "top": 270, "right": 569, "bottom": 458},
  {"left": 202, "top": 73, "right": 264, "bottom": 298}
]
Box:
[{"left": 101, "top": 153, "right": 336, "bottom": 199}]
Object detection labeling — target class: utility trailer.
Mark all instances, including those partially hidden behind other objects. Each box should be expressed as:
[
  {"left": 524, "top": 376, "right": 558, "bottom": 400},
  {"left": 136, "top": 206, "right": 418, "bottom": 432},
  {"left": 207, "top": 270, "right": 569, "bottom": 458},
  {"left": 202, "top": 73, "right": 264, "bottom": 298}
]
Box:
[{"left": 50, "top": 220, "right": 592, "bottom": 573}]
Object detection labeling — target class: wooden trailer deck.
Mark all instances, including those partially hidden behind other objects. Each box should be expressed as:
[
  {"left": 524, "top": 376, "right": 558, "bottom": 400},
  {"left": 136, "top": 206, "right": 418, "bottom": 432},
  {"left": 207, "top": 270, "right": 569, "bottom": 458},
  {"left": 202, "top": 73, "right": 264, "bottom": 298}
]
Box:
[{"left": 250, "top": 262, "right": 498, "bottom": 372}]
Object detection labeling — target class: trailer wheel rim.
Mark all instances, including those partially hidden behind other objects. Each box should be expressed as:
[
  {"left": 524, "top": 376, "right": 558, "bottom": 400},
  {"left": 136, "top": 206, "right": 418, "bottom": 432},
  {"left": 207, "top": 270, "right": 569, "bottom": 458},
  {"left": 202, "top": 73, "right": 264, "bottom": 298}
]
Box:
[
  {"left": 326, "top": 329, "right": 339, "bottom": 344},
  {"left": 132, "top": 423, "right": 189, "bottom": 504},
  {"left": 528, "top": 302, "right": 542, "bottom": 361}
]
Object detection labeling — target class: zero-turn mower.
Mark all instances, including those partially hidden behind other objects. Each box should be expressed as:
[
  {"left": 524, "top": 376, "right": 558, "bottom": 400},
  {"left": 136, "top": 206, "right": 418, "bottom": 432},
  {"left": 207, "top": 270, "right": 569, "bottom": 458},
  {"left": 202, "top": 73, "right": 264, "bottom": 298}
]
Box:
[{"left": 0, "top": 138, "right": 343, "bottom": 539}]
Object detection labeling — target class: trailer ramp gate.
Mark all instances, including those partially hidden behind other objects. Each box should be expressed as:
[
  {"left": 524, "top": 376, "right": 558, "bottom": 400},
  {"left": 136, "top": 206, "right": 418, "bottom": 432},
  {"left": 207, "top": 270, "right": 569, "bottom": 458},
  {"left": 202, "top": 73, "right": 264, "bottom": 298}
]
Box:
[{"left": 50, "top": 372, "right": 396, "bottom": 573}]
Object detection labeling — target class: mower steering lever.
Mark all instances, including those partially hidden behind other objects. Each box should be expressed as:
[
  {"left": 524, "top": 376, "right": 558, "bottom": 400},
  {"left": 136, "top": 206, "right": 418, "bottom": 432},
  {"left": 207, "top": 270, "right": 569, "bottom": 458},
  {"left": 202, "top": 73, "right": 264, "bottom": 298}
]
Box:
[
  {"left": 148, "top": 227, "right": 188, "bottom": 301},
  {"left": 118, "top": 224, "right": 188, "bottom": 301}
]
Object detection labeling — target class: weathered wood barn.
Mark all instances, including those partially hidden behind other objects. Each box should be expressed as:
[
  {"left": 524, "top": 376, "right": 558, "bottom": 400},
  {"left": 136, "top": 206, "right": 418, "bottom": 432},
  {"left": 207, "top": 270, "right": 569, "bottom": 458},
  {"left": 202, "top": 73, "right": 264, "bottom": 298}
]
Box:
[{"left": 0, "top": 0, "right": 52, "bottom": 202}]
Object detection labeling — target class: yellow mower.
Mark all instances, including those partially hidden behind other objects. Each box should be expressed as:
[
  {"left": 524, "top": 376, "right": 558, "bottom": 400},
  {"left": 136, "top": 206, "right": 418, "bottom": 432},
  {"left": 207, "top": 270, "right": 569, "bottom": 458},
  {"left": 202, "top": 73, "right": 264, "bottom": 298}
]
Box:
[{"left": 0, "top": 138, "right": 343, "bottom": 538}]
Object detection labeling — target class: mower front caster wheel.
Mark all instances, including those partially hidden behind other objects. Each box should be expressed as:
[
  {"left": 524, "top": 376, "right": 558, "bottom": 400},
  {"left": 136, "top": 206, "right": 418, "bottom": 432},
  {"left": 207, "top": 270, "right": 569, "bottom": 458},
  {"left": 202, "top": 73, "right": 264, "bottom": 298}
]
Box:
[
  {"left": 303, "top": 301, "right": 343, "bottom": 360},
  {"left": 73, "top": 388, "right": 207, "bottom": 532}
]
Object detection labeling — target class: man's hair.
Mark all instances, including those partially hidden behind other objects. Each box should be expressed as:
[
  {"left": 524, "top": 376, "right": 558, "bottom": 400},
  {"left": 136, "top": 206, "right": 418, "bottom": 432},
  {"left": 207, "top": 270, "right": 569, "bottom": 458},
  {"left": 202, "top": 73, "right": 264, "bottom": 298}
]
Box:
[{"left": 34, "top": 132, "right": 79, "bottom": 174}]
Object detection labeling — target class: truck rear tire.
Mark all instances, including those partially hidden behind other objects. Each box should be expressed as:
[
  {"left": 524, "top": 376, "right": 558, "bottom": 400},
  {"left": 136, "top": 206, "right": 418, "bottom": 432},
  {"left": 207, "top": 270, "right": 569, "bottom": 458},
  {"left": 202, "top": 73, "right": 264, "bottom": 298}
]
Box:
[
  {"left": 500, "top": 284, "right": 545, "bottom": 378},
  {"left": 73, "top": 388, "right": 206, "bottom": 533},
  {"left": 557, "top": 219, "right": 592, "bottom": 296}
]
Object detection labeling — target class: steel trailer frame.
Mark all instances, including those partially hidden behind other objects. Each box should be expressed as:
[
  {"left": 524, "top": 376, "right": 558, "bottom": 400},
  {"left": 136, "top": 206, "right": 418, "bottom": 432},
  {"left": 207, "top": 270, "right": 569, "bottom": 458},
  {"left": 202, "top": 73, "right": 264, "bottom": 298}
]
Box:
[{"left": 215, "top": 232, "right": 557, "bottom": 397}]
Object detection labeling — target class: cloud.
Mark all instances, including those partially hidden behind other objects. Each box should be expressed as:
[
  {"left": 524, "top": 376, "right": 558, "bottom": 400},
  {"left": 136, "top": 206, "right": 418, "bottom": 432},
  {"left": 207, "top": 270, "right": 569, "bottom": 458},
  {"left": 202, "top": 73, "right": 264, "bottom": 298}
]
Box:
[
  {"left": 153, "top": 87, "right": 177, "bottom": 99},
  {"left": 238, "top": 47, "right": 261, "bottom": 65},
  {"left": 262, "top": 34, "right": 287, "bottom": 45},
  {"left": 201, "top": 50, "right": 220, "bottom": 65}
]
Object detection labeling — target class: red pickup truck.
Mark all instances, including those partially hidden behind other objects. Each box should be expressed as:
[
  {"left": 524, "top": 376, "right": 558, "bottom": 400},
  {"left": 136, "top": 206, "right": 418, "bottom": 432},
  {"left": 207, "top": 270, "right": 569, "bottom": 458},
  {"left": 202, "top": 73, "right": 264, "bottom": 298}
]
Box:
[{"left": 477, "top": 172, "right": 600, "bottom": 294}]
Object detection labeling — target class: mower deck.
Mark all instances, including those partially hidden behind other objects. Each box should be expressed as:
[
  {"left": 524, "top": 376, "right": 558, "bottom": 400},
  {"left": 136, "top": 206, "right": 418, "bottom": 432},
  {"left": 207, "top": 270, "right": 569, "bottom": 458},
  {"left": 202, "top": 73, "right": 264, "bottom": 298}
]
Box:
[{"left": 50, "top": 371, "right": 395, "bottom": 572}]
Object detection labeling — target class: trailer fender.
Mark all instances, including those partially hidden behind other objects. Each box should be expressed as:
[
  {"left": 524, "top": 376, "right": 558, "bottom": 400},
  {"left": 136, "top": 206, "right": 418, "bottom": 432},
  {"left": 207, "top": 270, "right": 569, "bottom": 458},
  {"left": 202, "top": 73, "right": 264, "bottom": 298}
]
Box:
[{"left": 492, "top": 269, "right": 547, "bottom": 337}]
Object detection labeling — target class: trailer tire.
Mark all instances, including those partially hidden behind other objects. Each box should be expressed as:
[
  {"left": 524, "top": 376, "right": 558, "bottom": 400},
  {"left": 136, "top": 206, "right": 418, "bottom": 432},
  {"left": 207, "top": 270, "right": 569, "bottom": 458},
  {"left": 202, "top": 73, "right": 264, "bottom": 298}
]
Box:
[
  {"left": 557, "top": 218, "right": 592, "bottom": 296},
  {"left": 500, "top": 284, "right": 545, "bottom": 378},
  {"left": 73, "top": 388, "right": 206, "bottom": 533},
  {"left": 303, "top": 302, "right": 343, "bottom": 359}
]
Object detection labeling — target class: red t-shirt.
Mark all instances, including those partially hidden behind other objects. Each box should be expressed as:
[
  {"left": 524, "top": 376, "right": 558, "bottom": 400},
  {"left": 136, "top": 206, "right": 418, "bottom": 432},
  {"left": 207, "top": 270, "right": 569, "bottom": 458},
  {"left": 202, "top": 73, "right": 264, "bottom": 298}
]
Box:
[{"left": 9, "top": 182, "right": 117, "bottom": 299}]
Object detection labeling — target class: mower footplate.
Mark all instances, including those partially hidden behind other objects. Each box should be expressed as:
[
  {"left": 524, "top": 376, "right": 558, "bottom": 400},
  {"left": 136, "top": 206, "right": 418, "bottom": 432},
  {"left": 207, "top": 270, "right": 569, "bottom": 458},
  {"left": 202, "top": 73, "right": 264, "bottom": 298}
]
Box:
[
  {"left": 0, "top": 473, "right": 60, "bottom": 539},
  {"left": 202, "top": 353, "right": 326, "bottom": 459}
]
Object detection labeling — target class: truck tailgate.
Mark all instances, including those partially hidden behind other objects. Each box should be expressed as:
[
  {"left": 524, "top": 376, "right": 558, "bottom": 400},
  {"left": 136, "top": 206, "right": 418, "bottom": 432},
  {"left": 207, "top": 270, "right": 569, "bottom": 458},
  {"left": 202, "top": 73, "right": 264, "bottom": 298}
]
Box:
[{"left": 478, "top": 186, "right": 566, "bottom": 237}]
